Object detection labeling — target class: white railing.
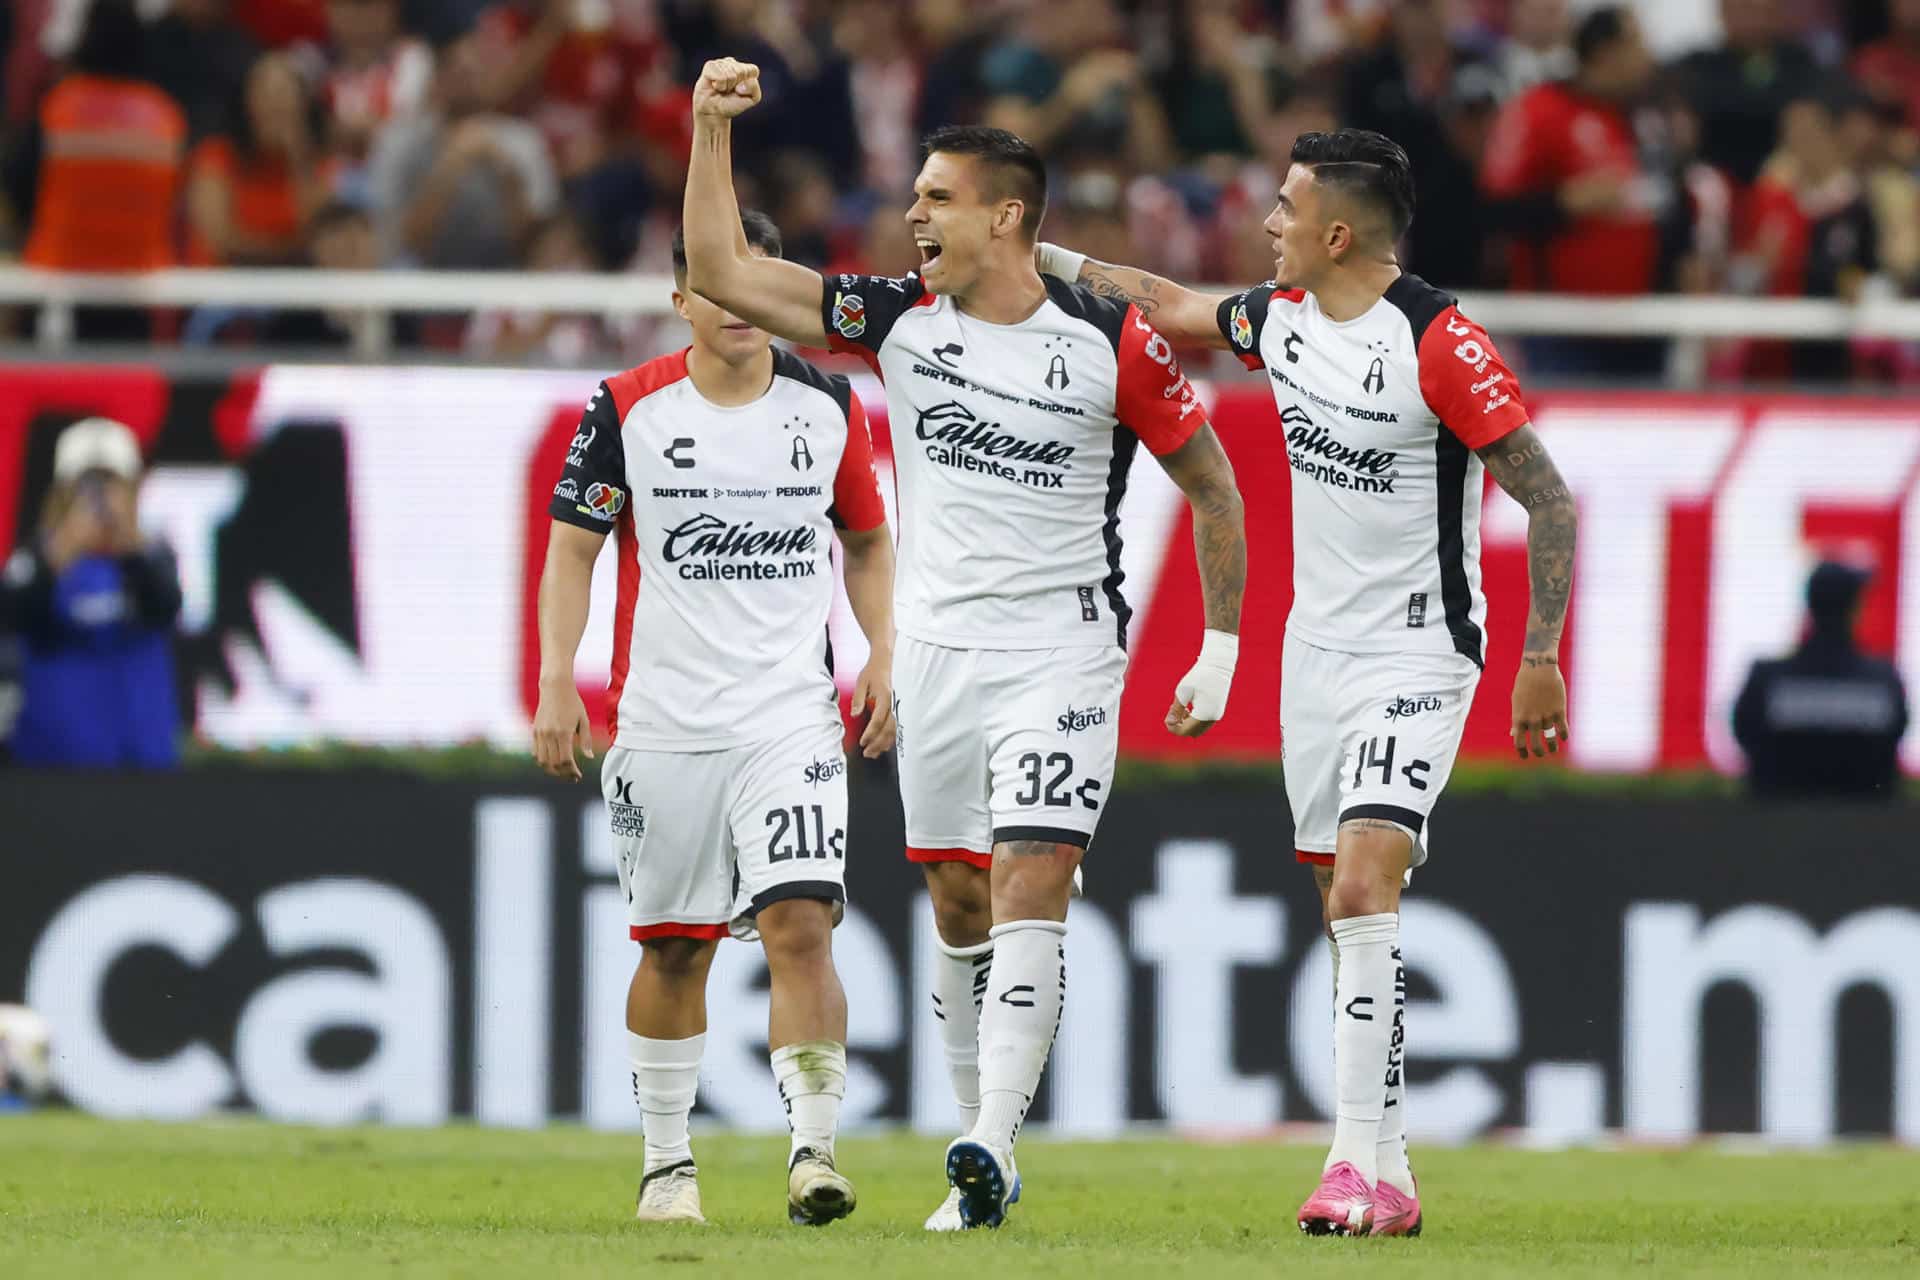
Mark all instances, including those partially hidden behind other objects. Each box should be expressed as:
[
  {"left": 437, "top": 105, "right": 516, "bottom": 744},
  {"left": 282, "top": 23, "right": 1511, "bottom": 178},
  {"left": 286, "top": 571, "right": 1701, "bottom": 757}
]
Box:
[{"left": 4, "top": 265, "right": 1919, "bottom": 372}]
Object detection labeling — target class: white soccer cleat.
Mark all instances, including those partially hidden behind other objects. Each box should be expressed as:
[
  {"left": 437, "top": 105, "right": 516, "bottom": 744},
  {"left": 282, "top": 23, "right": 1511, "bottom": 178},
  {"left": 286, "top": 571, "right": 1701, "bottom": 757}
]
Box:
[
  {"left": 787, "top": 1146, "right": 857, "bottom": 1226},
  {"left": 924, "top": 1186, "right": 967, "bottom": 1232},
  {"left": 945, "top": 1137, "right": 1021, "bottom": 1229},
  {"left": 634, "top": 1160, "right": 706, "bottom": 1223}
]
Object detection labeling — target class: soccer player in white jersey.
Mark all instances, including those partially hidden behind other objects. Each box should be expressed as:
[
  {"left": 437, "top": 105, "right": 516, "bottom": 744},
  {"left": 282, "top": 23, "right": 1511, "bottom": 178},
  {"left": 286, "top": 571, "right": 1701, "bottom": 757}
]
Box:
[
  {"left": 681, "top": 60, "right": 1248, "bottom": 1230},
  {"left": 532, "top": 211, "right": 899, "bottom": 1229},
  {"left": 1038, "top": 129, "right": 1579, "bottom": 1237}
]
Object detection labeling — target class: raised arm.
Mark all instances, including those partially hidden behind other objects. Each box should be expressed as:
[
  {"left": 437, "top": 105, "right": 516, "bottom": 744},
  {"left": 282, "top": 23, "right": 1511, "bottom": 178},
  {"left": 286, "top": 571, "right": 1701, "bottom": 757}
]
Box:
[
  {"left": 1477, "top": 424, "right": 1577, "bottom": 758},
  {"left": 683, "top": 59, "right": 831, "bottom": 346},
  {"left": 1036, "top": 242, "right": 1235, "bottom": 351}
]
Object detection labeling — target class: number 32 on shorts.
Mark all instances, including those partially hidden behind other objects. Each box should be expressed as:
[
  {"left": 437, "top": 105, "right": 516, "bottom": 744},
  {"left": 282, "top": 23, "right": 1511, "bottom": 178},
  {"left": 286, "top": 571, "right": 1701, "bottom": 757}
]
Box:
[{"left": 1013, "top": 751, "right": 1103, "bottom": 810}]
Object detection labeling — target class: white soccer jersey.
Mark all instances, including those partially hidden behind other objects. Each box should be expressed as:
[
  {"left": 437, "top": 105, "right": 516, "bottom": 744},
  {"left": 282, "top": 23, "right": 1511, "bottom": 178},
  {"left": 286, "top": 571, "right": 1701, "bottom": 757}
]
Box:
[
  {"left": 550, "top": 348, "right": 887, "bottom": 749},
  {"left": 1216, "top": 274, "right": 1532, "bottom": 665},
  {"left": 823, "top": 272, "right": 1202, "bottom": 649}
]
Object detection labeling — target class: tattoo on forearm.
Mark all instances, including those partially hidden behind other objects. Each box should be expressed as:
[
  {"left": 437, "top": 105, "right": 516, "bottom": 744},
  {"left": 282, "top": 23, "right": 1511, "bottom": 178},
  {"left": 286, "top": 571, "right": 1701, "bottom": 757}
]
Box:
[
  {"left": 1193, "top": 505, "right": 1245, "bottom": 635},
  {"left": 1477, "top": 427, "right": 1577, "bottom": 656},
  {"left": 1080, "top": 261, "right": 1166, "bottom": 317}
]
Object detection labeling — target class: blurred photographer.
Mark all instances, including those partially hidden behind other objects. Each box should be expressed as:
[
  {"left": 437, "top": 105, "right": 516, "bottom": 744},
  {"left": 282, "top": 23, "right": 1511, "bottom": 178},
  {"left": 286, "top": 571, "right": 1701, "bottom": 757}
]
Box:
[{"left": 0, "top": 419, "right": 183, "bottom": 769}]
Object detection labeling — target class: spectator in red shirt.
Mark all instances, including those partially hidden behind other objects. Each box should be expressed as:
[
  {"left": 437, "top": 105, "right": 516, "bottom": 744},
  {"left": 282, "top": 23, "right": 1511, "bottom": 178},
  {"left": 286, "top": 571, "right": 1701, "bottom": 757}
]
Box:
[
  {"left": 1481, "top": 6, "right": 1664, "bottom": 374},
  {"left": 318, "top": 0, "right": 431, "bottom": 161},
  {"left": 1853, "top": 0, "right": 1920, "bottom": 136},
  {"left": 1482, "top": 6, "right": 1661, "bottom": 296},
  {"left": 186, "top": 54, "right": 337, "bottom": 265}
]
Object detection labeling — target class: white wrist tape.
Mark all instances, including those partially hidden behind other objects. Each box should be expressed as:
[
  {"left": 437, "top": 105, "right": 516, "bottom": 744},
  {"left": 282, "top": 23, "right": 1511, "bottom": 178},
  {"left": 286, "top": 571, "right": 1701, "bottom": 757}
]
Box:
[
  {"left": 1036, "top": 241, "right": 1088, "bottom": 282},
  {"left": 1176, "top": 629, "right": 1239, "bottom": 720}
]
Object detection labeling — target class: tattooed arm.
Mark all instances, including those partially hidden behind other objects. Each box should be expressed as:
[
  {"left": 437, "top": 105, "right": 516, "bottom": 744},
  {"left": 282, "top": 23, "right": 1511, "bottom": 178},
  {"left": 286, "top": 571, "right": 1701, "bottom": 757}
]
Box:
[
  {"left": 1036, "top": 244, "right": 1234, "bottom": 350},
  {"left": 1477, "top": 423, "right": 1577, "bottom": 758},
  {"left": 1155, "top": 425, "right": 1247, "bottom": 736}
]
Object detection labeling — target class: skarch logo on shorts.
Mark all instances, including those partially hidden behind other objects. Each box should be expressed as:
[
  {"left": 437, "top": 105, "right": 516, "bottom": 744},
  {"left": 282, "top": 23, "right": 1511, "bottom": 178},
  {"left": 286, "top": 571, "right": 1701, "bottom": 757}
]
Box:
[
  {"left": 1057, "top": 705, "right": 1108, "bottom": 736},
  {"left": 1384, "top": 693, "right": 1444, "bottom": 722},
  {"left": 803, "top": 757, "right": 846, "bottom": 787}
]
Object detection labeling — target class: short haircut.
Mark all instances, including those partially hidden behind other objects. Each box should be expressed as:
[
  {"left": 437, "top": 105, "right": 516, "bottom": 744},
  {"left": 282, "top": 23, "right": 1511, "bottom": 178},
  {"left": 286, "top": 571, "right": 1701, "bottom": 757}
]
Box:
[
  {"left": 1574, "top": 6, "right": 1631, "bottom": 67},
  {"left": 920, "top": 125, "right": 1049, "bottom": 240},
  {"left": 672, "top": 209, "right": 783, "bottom": 278},
  {"left": 1289, "top": 129, "right": 1416, "bottom": 241},
  {"left": 73, "top": 0, "right": 149, "bottom": 80}
]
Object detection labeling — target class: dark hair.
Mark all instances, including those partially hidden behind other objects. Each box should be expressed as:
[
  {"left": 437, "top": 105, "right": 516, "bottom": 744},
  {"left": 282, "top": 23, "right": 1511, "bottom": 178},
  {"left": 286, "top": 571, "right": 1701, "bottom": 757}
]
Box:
[
  {"left": 1289, "top": 129, "right": 1416, "bottom": 240},
  {"left": 672, "top": 209, "right": 783, "bottom": 278},
  {"left": 72, "top": 0, "right": 150, "bottom": 81},
  {"left": 1574, "top": 6, "right": 1632, "bottom": 67},
  {"left": 307, "top": 199, "right": 372, "bottom": 240},
  {"left": 920, "top": 125, "right": 1048, "bottom": 240}
]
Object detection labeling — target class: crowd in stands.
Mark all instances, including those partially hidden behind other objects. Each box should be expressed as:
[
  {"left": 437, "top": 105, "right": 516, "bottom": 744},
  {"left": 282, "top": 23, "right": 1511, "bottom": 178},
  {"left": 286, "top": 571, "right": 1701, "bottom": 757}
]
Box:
[{"left": 1, "top": 0, "right": 1917, "bottom": 378}]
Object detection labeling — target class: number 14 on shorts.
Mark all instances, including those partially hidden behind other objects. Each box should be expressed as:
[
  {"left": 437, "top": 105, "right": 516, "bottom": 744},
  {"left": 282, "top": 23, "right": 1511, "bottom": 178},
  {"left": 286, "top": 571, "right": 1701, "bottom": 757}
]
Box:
[
  {"left": 765, "top": 803, "right": 846, "bottom": 861},
  {"left": 1352, "top": 735, "right": 1433, "bottom": 791}
]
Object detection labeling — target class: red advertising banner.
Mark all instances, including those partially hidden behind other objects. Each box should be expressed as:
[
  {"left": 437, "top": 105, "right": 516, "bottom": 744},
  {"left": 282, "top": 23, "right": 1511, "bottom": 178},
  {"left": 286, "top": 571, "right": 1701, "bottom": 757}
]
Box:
[{"left": 2, "top": 366, "right": 1914, "bottom": 773}]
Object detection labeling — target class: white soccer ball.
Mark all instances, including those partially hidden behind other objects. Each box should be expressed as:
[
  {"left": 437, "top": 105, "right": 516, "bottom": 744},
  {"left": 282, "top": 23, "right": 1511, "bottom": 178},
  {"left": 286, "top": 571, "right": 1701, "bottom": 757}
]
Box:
[{"left": 0, "top": 1003, "right": 54, "bottom": 1103}]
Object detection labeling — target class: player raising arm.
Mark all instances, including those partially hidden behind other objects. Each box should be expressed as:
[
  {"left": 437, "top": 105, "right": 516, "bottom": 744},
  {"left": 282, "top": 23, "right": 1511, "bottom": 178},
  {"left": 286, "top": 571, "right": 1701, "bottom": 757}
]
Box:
[
  {"left": 683, "top": 59, "right": 1247, "bottom": 1231},
  {"left": 1039, "top": 129, "right": 1575, "bottom": 1237},
  {"left": 532, "top": 211, "right": 894, "bottom": 1229}
]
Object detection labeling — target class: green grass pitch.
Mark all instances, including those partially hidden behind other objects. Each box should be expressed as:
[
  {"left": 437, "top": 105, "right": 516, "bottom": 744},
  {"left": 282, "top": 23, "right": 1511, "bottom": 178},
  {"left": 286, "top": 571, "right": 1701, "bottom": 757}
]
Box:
[{"left": 2, "top": 1113, "right": 1915, "bottom": 1278}]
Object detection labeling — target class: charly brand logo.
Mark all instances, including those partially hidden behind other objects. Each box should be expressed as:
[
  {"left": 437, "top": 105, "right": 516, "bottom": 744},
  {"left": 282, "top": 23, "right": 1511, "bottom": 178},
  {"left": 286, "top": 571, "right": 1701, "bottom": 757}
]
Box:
[
  {"left": 933, "top": 342, "right": 963, "bottom": 368},
  {"left": 1280, "top": 405, "right": 1398, "bottom": 493},
  {"left": 804, "top": 757, "right": 847, "bottom": 787},
  {"left": 1384, "top": 693, "right": 1444, "bottom": 721},
  {"left": 1057, "top": 705, "right": 1109, "bottom": 736},
  {"left": 914, "top": 400, "right": 1075, "bottom": 488},
  {"left": 664, "top": 437, "right": 695, "bottom": 469}
]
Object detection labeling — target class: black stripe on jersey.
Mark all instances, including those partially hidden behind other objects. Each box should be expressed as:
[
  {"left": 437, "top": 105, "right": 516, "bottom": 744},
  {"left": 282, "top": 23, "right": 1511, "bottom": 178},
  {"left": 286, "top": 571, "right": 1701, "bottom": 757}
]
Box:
[
  {"left": 1384, "top": 273, "right": 1484, "bottom": 667},
  {"left": 772, "top": 347, "right": 853, "bottom": 421},
  {"left": 1042, "top": 274, "right": 1128, "bottom": 350},
  {"left": 1100, "top": 427, "right": 1139, "bottom": 649}
]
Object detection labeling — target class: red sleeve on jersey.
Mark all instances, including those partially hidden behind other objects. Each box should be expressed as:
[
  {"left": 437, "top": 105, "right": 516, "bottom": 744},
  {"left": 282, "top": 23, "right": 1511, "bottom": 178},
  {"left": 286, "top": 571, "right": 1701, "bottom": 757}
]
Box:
[
  {"left": 605, "top": 347, "right": 690, "bottom": 416},
  {"left": 1116, "top": 306, "right": 1206, "bottom": 456},
  {"left": 1416, "top": 306, "right": 1531, "bottom": 449},
  {"left": 830, "top": 392, "right": 887, "bottom": 532}
]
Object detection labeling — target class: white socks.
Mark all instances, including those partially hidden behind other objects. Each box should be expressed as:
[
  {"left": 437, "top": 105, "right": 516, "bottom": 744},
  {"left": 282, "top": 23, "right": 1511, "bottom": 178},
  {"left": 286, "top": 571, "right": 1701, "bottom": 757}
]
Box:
[
  {"left": 1325, "top": 912, "right": 1398, "bottom": 1182},
  {"left": 771, "top": 1040, "right": 847, "bottom": 1161},
  {"left": 629, "top": 1031, "right": 703, "bottom": 1173},
  {"left": 933, "top": 938, "right": 994, "bottom": 1133},
  {"left": 1376, "top": 940, "right": 1412, "bottom": 1192},
  {"left": 972, "top": 919, "right": 1067, "bottom": 1152}
]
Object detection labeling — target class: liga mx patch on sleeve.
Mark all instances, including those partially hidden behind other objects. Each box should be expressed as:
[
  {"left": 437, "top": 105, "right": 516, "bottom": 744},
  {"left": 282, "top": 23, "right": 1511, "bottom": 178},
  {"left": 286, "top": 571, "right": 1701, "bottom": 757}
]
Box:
[
  {"left": 831, "top": 290, "right": 867, "bottom": 339},
  {"left": 580, "top": 482, "right": 625, "bottom": 521},
  {"left": 1229, "top": 301, "right": 1253, "bottom": 351}
]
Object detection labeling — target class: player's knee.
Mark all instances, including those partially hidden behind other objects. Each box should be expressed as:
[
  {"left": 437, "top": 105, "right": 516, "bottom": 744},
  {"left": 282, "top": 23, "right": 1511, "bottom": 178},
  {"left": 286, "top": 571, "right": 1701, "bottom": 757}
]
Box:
[
  {"left": 924, "top": 862, "right": 992, "bottom": 944},
  {"left": 756, "top": 895, "right": 836, "bottom": 957},
  {"left": 640, "top": 936, "right": 717, "bottom": 981},
  {"left": 991, "top": 840, "right": 1081, "bottom": 921}
]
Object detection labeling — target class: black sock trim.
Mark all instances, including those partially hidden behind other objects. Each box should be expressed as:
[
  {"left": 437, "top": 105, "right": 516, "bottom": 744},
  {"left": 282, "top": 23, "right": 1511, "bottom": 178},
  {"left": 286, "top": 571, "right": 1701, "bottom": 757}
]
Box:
[{"left": 641, "top": 1158, "right": 696, "bottom": 1186}]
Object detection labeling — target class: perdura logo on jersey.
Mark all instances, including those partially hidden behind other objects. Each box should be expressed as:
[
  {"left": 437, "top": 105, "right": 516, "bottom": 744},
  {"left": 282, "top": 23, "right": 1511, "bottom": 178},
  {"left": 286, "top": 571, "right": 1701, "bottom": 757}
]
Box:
[
  {"left": 913, "top": 400, "right": 1075, "bottom": 489},
  {"left": 1280, "top": 405, "right": 1398, "bottom": 494},
  {"left": 660, "top": 512, "right": 819, "bottom": 580}
]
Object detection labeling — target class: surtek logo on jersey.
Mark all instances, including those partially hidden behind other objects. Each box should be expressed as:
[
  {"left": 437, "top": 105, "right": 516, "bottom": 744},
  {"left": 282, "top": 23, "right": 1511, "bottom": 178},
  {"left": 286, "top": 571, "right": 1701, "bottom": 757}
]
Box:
[
  {"left": 914, "top": 400, "right": 1075, "bottom": 489},
  {"left": 660, "top": 512, "right": 820, "bottom": 581},
  {"left": 580, "top": 482, "right": 625, "bottom": 520},
  {"left": 1279, "top": 405, "right": 1399, "bottom": 495}
]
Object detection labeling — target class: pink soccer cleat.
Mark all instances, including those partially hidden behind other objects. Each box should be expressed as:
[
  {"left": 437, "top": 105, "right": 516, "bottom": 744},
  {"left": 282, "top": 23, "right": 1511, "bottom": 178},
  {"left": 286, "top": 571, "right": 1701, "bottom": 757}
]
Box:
[
  {"left": 1368, "top": 1177, "right": 1422, "bottom": 1237},
  {"left": 1297, "top": 1161, "right": 1374, "bottom": 1237}
]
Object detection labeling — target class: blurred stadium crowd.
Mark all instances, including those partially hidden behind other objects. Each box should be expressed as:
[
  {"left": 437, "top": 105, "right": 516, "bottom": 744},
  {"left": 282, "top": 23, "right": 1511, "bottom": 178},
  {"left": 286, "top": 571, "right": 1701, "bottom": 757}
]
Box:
[{"left": 0, "top": 0, "right": 1917, "bottom": 376}]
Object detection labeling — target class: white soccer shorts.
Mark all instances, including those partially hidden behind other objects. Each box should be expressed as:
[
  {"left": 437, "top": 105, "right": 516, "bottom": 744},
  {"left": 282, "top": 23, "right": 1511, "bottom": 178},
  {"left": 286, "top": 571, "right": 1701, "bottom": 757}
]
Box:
[
  {"left": 894, "top": 635, "right": 1126, "bottom": 867},
  {"left": 1281, "top": 632, "right": 1481, "bottom": 870},
  {"left": 600, "top": 720, "right": 849, "bottom": 942}
]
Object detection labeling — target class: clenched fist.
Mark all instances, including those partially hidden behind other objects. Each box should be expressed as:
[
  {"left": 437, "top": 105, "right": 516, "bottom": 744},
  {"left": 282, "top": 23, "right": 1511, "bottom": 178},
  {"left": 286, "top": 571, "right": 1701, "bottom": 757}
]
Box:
[{"left": 693, "top": 58, "right": 763, "bottom": 119}]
